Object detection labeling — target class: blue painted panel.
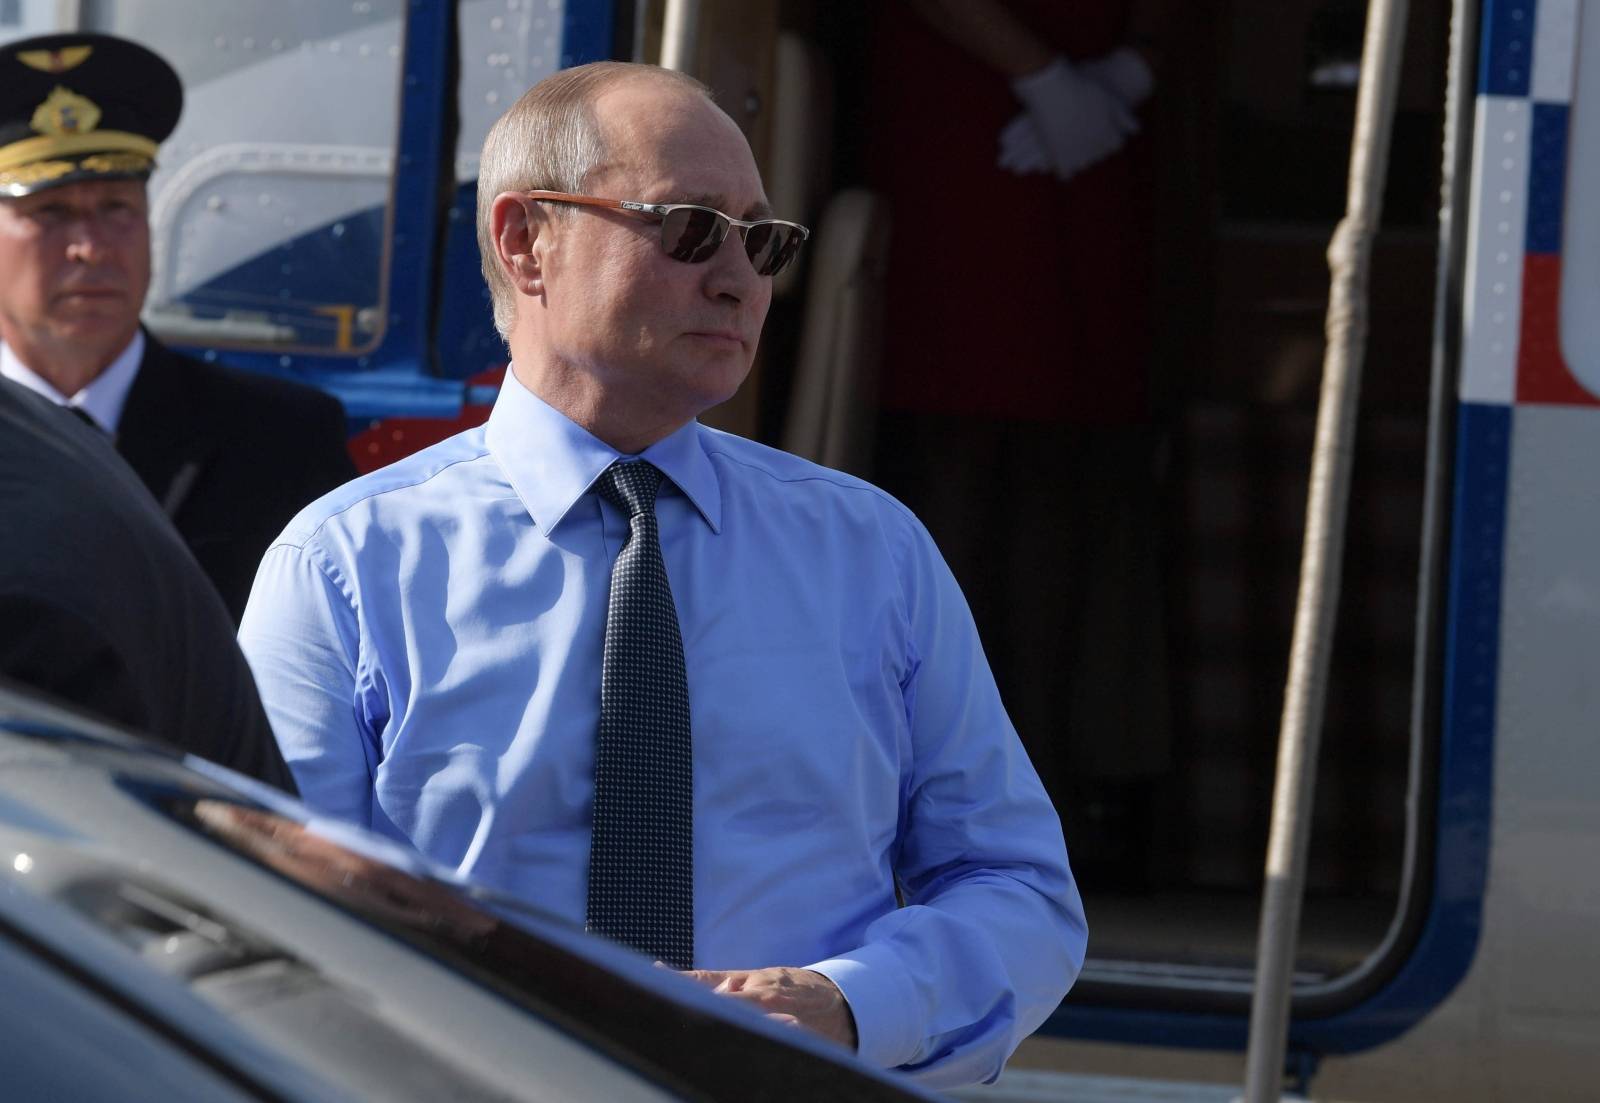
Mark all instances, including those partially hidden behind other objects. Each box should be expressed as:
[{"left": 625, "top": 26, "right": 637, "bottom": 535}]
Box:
[
  {"left": 436, "top": 1, "right": 618, "bottom": 379},
  {"left": 386, "top": 0, "right": 452, "bottom": 373},
  {"left": 1479, "top": 0, "right": 1536, "bottom": 96},
  {"left": 1525, "top": 103, "right": 1569, "bottom": 254},
  {"left": 314, "top": 364, "right": 475, "bottom": 420},
  {"left": 434, "top": 180, "right": 507, "bottom": 380},
  {"left": 180, "top": 209, "right": 387, "bottom": 349},
  {"left": 561, "top": 0, "right": 616, "bottom": 69}
]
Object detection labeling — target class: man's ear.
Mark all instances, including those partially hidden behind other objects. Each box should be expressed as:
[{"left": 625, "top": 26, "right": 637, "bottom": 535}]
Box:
[{"left": 491, "top": 192, "right": 546, "bottom": 296}]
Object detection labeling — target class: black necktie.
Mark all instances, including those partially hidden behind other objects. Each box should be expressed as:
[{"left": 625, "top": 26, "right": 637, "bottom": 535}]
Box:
[
  {"left": 67, "top": 405, "right": 104, "bottom": 433},
  {"left": 586, "top": 461, "right": 694, "bottom": 968}
]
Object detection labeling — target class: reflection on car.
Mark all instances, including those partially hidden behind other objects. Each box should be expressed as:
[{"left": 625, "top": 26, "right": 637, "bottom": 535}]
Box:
[{"left": 0, "top": 685, "right": 938, "bottom": 1102}]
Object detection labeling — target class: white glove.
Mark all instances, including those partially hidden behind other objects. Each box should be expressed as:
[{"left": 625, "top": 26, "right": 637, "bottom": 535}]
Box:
[
  {"left": 997, "top": 50, "right": 1156, "bottom": 181},
  {"left": 1081, "top": 46, "right": 1156, "bottom": 109},
  {"left": 998, "top": 113, "right": 1051, "bottom": 175},
  {"left": 1009, "top": 55, "right": 1136, "bottom": 181}
]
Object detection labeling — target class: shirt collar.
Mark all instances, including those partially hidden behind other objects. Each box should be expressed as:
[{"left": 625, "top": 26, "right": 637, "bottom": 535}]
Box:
[
  {"left": 485, "top": 367, "right": 722, "bottom": 535},
  {"left": 0, "top": 330, "right": 144, "bottom": 434}
]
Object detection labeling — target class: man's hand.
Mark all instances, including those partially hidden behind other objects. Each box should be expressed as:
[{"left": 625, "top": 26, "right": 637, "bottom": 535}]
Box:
[{"left": 683, "top": 966, "right": 858, "bottom": 1050}]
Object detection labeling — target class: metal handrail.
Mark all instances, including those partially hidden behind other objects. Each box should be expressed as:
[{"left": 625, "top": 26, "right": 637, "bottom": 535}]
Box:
[
  {"left": 659, "top": 0, "right": 702, "bottom": 73},
  {"left": 1241, "top": 1, "right": 1414, "bottom": 1100}
]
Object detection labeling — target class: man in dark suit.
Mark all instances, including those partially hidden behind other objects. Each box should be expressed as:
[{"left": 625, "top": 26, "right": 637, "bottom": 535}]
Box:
[
  {"left": 0, "top": 375, "right": 296, "bottom": 791},
  {"left": 0, "top": 32, "right": 354, "bottom": 622}
]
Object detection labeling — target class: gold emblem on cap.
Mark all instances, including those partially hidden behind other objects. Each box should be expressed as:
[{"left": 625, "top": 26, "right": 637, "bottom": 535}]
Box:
[
  {"left": 79, "top": 151, "right": 153, "bottom": 175},
  {"left": 0, "top": 159, "right": 75, "bottom": 192},
  {"left": 30, "top": 86, "right": 102, "bottom": 137},
  {"left": 17, "top": 46, "right": 94, "bottom": 73}
]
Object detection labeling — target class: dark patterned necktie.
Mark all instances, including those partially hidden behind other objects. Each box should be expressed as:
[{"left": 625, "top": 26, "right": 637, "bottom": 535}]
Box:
[{"left": 585, "top": 461, "right": 694, "bottom": 968}]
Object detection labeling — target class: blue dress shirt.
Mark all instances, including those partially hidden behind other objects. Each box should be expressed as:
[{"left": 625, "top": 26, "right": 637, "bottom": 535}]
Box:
[{"left": 239, "top": 370, "right": 1086, "bottom": 1087}]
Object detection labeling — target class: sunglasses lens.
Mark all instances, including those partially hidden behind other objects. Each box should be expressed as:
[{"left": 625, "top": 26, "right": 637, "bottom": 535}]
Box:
[
  {"left": 746, "top": 223, "right": 804, "bottom": 277},
  {"left": 659, "top": 206, "right": 806, "bottom": 275},
  {"left": 661, "top": 206, "right": 727, "bottom": 262}
]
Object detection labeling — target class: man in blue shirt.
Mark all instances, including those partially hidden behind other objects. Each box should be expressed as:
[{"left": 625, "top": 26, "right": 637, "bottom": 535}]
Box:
[{"left": 239, "top": 61, "right": 1085, "bottom": 1088}]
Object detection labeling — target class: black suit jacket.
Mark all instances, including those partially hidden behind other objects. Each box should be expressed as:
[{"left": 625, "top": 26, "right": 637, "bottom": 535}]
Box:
[
  {"left": 0, "top": 377, "right": 295, "bottom": 791},
  {"left": 116, "top": 334, "right": 357, "bottom": 622}
]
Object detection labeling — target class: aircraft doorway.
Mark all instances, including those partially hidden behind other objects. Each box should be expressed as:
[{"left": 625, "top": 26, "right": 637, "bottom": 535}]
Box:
[{"left": 754, "top": 0, "right": 1453, "bottom": 1006}]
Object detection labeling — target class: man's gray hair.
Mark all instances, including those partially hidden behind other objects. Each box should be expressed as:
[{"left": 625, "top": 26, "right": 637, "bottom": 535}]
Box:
[{"left": 476, "top": 61, "right": 712, "bottom": 341}]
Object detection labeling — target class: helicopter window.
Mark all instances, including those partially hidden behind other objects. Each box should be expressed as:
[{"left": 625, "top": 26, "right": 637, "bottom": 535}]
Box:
[
  {"left": 0, "top": 1, "right": 48, "bottom": 35},
  {"left": 76, "top": 0, "right": 408, "bottom": 355}
]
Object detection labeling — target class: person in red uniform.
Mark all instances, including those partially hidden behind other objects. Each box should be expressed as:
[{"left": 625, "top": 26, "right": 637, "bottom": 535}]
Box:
[{"left": 868, "top": 0, "right": 1177, "bottom": 884}]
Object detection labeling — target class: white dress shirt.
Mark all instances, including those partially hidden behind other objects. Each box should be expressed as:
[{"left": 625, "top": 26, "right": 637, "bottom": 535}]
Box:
[{"left": 0, "top": 329, "right": 145, "bottom": 434}]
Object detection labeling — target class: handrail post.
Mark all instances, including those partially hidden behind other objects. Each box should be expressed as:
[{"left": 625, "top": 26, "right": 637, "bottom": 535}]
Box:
[
  {"left": 659, "top": 0, "right": 702, "bottom": 72},
  {"left": 1241, "top": 2, "right": 1413, "bottom": 1100}
]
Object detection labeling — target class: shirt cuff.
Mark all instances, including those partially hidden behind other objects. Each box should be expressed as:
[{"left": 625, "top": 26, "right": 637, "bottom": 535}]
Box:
[{"left": 807, "top": 942, "right": 922, "bottom": 1071}]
